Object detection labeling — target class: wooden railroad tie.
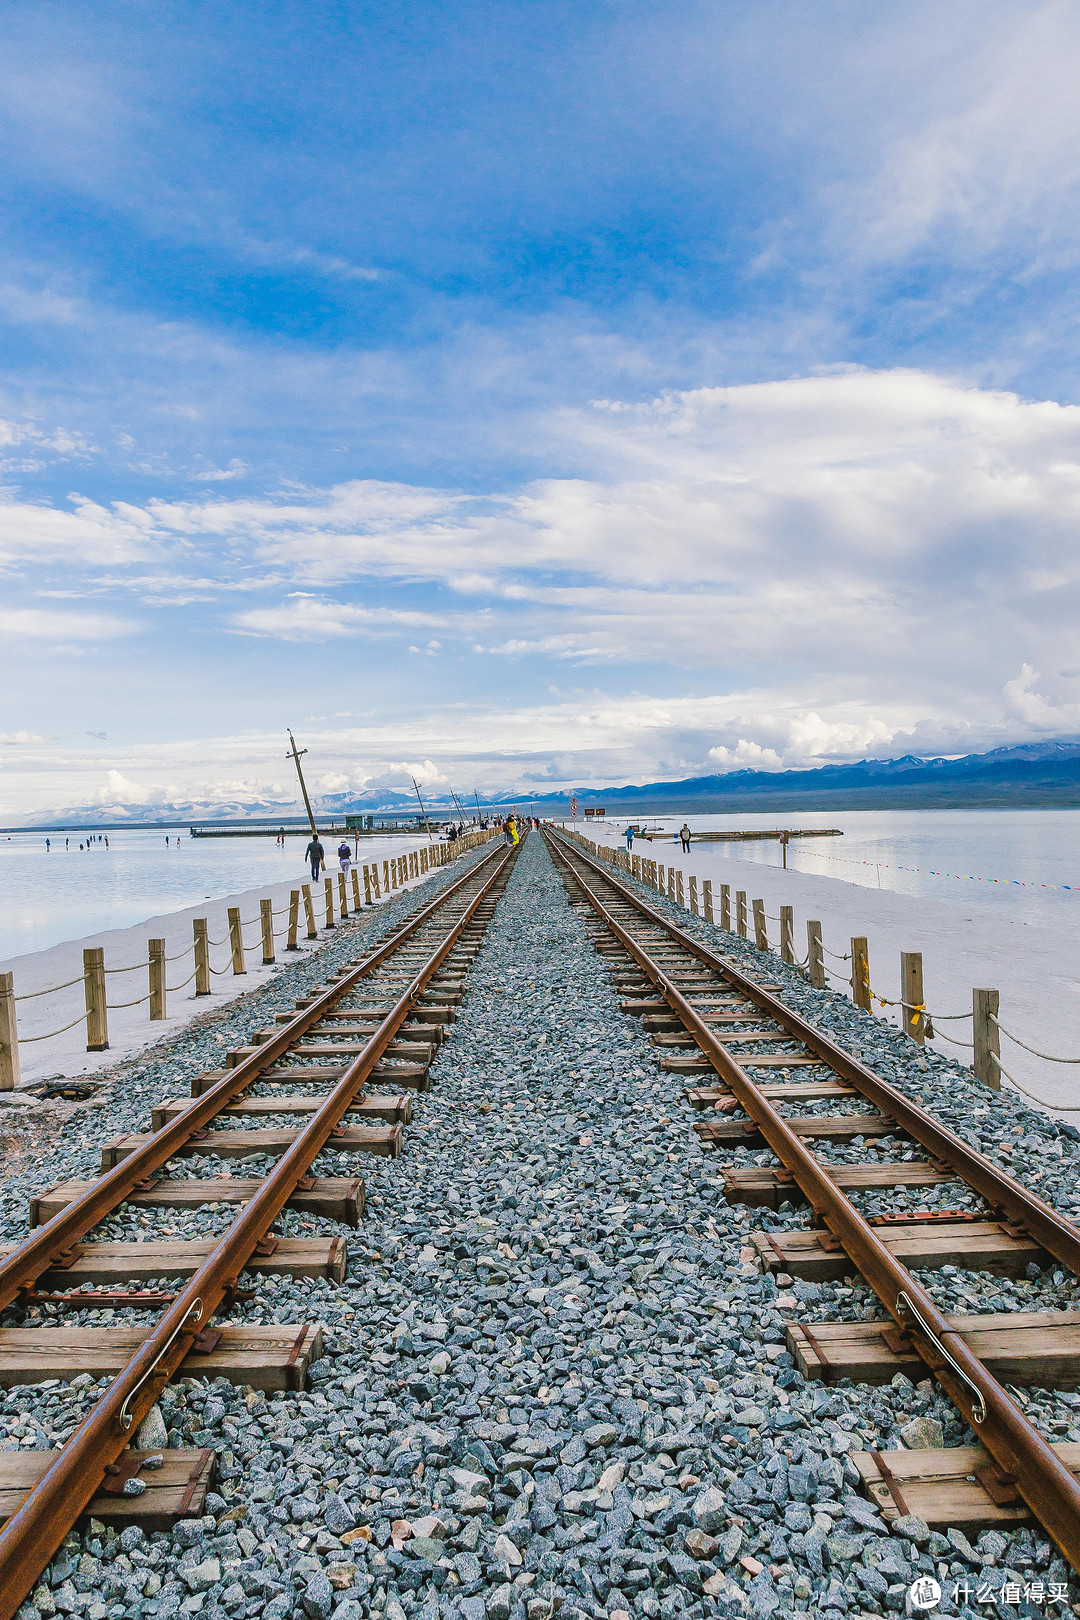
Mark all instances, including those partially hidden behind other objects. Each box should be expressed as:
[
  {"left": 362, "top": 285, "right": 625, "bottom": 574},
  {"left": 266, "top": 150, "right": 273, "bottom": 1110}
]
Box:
[
  {"left": 687, "top": 1081, "right": 856, "bottom": 1106},
  {"left": 695, "top": 1114, "right": 897, "bottom": 1146},
  {"left": 0, "top": 1451, "right": 216, "bottom": 1532},
  {"left": 100, "top": 1122, "right": 403, "bottom": 1169},
  {"left": 0, "top": 1236, "right": 346, "bottom": 1288},
  {"left": 749, "top": 1221, "right": 1047, "bottom": 1281},
  {"left": 0, "top": 1323, "right": 320, "bottom": 1392},
  {"left": 152, "top": 1092, "right": 412, "bottom": 1130},
  {"left": 718, "top": 1161, "right": 951, "bottom": 1208},
  {"left": 663, "top": 1053, "right": 825, "bottom": 1073},
  {"left": 32, "top": 1176, "right": 364, "bottom": 1228},
  {"left": 284, "top": 1005, "right": 456, "bottom": 1025},
  {"left": 226, "top": 1039, "right": 433, "bottom": 1067},
  {"left": 190, "top": 1063, "right": 428, "bottom": 1094},
  {"left": 854, "top": 1443, "right": 1080, "bottom": 1533},
  {"left": 787, "top": 1310, "right": 1080, "bottom": 1390}
]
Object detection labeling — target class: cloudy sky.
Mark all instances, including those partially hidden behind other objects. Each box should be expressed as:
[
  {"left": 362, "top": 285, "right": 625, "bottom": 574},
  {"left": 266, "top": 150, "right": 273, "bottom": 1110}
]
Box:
[{"left": 2, "top": 0, "right": 1080, "bottom": 817}]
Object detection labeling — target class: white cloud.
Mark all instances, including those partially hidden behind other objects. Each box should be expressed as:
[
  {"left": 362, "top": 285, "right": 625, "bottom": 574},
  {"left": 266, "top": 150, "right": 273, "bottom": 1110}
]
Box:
[
  {"left": 0, "top": 606, "right": 136, "bottom": 641},
  {"left": 0, "top": 729, "right": 53, "bottom": 744},
  {"left": 231, "top": 594, "right": 448, "bottom": 641},
  {"left": 191, "top": 459, "right": 248, "bottom": 482},
  {"left": 1002, "top": 664, "right": 1080, "bottom": 732},
  {"left": 708, "top": 740, "right": 783, "bottom": 772},
  {"left": 4, "top": 367, "right": 1080, "bottom": 809},
  {"left": 835, "top": 7, "right": 1080, "bottom": 270}
]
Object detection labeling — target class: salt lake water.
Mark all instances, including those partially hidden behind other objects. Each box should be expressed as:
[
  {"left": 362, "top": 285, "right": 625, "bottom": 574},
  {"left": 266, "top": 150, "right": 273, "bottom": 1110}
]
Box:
[
  {"left": 0, "top": 826, "right": 429, "bottom": 960},
  {"left": 600, "top": 808, "right": 1080, "bottom": 927},
  {"left": 1, "top": 809, "right": 1078, "bottom": 962}
]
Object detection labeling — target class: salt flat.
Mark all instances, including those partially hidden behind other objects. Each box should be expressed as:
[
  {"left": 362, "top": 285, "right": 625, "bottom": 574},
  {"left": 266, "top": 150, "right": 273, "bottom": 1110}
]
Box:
[
  {"left": 587, "top": 824, "right": 1080, "bottom": 1119},
  {"left": 2, "top": 834, "right": 432, "bottom": 1087}
]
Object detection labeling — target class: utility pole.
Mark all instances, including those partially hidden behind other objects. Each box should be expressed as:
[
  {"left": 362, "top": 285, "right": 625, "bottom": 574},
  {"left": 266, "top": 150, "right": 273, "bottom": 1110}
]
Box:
[
  {"left": 449, "top": 787, "right": 468, "bottom": 827},
  {"left": 286, "top": 730, "right": 318, "bottom": 838},
  {"left": 411, "top": 778, "right": 434, "bottom": 841},
  {"left": 474, "top": 788, "right": 483, "bottom": 826}
]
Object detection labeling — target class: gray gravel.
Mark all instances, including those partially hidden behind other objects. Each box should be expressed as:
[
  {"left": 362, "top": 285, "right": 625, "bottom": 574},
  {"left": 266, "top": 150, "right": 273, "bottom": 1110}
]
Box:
[{"left": 7, "top": 833, "right": 1080, "bottom": 1620}]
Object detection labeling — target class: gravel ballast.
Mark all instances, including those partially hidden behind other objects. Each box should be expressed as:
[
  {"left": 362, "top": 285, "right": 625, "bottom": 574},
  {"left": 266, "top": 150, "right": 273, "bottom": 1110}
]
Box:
[{"left": 5, "top": 831, "right": 1080, "bottom": 1620}]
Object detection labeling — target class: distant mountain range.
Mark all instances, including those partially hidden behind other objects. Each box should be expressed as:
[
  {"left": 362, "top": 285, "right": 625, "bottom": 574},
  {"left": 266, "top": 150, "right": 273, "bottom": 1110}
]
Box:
[
  {"left": 524, "top": 738, "right": 1080, "bottom": 813},
  {"left": 8, "top": 738, "right": 1080, "bottom": 829}
]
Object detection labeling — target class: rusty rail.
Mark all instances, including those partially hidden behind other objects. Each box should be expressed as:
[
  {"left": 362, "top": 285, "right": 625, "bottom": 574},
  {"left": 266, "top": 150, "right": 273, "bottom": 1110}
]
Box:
[
  {"left": 546, "top": 828, "right": 1080, "bottom": 1574},
  {"left": 0, "top": 838, "right": 514, "bottom": 1616}
]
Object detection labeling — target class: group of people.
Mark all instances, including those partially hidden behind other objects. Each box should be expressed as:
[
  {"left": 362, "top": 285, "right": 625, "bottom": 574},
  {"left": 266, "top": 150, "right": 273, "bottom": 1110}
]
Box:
[
  {"left": 303, "top": 834, "right": 353, "bottom": 880},
  {"left": 45, "top": 834, "right": 110, "bottom": 851},
  {"left": 300, "top": 813, "right": 538, "bottom": 880},
  {"left": 623, "top": 822, "right": 693, "bottom": 851}
]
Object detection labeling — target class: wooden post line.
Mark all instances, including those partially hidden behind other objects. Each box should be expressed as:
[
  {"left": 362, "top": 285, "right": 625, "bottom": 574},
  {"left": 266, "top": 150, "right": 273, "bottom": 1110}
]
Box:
[
  {"left": 193, "top": 919, "right": 210, "bottom": 994},
  {"left": 148, "top": 939, "right": 166, "bottom": 1022},
  {"left": 0, "top": 975, "right": 20, "bottom": 1091},
  {"left": 84, "top": 948, "right": 108, "bottom": 1051}
]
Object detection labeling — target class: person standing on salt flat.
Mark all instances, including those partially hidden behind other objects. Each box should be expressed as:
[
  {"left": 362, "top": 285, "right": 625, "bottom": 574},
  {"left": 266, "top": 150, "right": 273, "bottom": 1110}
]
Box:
[
  {"left": 306, "top": 833, "right": 325, "bottom": 880},
  {"left": 679, "top": 823, "right": 691, "bottom": 852}
]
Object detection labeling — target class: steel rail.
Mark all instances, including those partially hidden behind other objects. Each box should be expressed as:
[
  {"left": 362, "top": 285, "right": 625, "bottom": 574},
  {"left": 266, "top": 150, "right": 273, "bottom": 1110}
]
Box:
[
  {"left": 550, "top": 834, "right": 1080, "bottom": 1276},
  {"left": 0, "top": 839, "right": 503, "bottom": 1315},
  {"left": 546, "top": 830, "right": 1080, "bottom": 1572},
  {"left": 0, "top": 838, "right": 513, "bottom": 1617}
]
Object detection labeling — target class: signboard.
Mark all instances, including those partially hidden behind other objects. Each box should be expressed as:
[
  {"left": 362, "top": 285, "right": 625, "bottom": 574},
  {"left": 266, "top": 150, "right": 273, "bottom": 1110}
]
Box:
[{"left": 583, "top": 807, "right": 607, "bottom": 818}]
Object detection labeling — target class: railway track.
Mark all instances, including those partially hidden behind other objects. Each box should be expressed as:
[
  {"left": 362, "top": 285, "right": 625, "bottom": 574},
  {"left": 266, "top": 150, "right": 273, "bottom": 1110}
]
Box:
[
  {"left": 545, "top": 827, "right": 1080, "bottom": 1576},
  {"left": 0, "top": 832, "right": 516, "bottom": 1618}
]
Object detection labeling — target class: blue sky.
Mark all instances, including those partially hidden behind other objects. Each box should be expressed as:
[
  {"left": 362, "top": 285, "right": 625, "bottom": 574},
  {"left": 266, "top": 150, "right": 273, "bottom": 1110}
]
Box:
[{"left": 2, "top": 0, "right": 1080, "bottom": 816}]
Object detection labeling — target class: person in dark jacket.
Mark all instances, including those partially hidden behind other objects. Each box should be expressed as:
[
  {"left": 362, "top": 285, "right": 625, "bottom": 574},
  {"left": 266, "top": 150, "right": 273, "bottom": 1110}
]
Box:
[{"left": 305, "top": 835, "right": 325, "bottom": 880}]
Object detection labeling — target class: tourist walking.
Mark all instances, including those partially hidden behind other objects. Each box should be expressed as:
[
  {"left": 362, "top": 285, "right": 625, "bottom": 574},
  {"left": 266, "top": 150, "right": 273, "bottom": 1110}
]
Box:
[
  {"left": 338, "top": 840, "right": 351, "bottom": 873},
  {"left": 305, "top": 833, "right": 325, "bottom": 880},
  {"left": 679, "top": 822, "right": 691, "bottom": 852},
  {"left": 624, "top": 825, "right": 634, "bottom": 850}
]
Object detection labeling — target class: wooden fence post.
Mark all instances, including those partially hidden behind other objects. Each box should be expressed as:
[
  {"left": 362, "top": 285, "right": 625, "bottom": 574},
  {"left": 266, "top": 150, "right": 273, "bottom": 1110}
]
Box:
[
  {"left": 753, "top": 900, "right": 768, "bottom": 950},
  {"left": 720, "top": 885, "right": 730, "bottom": 930},
  {"left": 668, "top": 868, "right": 676, "bottom": 900},
  {"left": 702, "top": 881, "right": 714, "bottom": 923},
  {"left": 901, "top": 951, "right": 925, "bottom": 1044},
  {"left": 338, "top": 871, "right": 349, "bottom": 917},
  {"left": 364, "top": 865, "right": 373, "bottom": 904},
  {"left": 851, "top": 937, "right": 871, "bottom": 1011},
  {"left": 84, "top": 947, "right": 109, "bottom": 1049},
  {"left": 973, "top": 988, "right": 1000, "bottom": 1089},
  {"left": 149, "top": 939, "right": 166, "bottom": 1021},
  {"left": 228, "top": 909, "right": 246, "bottom": 975},
  {"left": 689, "top": 877, "right": 699, "bottom": 915},
  {"left": 261, "top": 899, "right": 275, "bottom": 964},
  {"left": 302, "top": 884, "right": 317, "bottom": 939},
  {"left": 736, "top": 891, "right": 747, "bottom": 938},
  {"left": 193, "top": 919, "right": 211, "bottom": 994},
  {"left": 286, "top": 891, "right": 301, "bottom": 952},
  {"left": 351, "top": 869, "right": 362, "bottom": 911},
  {"left": 657, "top": 863, "right": 665, "bottom": 893},
  {"left": 780, "top": 906, "right": 794, "bottom": 965},
  {"left": 632, "top": 855, "right": 641, "bottom": 879},
  {"left": 806, "top": 923, "right": 825, "bottom": 990},
  {"left": 675, "top": 871, "right": 684, "bottom": 906},
  {"left": 0, "top": 973, "right": 20, "bottom": 1090},
  {"left": 383, "top": 860, "right": 392, "bottom": 893},
  {"left": 324, "top": 876, "right": 336, "bottom": 929}
]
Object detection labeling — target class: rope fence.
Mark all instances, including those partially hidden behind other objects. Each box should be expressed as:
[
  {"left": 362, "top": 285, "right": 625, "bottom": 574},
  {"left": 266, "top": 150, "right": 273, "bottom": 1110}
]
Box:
[
  {"left": 0, "top": 826, "right": 498, "bottom": 1087},
  {"left": 565, "top": 822, "right": 1080, "bottom": 1119}
]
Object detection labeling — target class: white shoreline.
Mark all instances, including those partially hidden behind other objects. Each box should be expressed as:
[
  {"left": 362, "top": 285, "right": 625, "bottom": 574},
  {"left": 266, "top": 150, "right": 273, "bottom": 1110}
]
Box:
[
  {"left": 582, "top": 822, "right": 1080, "bottom": 1119},
  {"left": 2, "top": 834, "right": 433, "bottom": 1087}
]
